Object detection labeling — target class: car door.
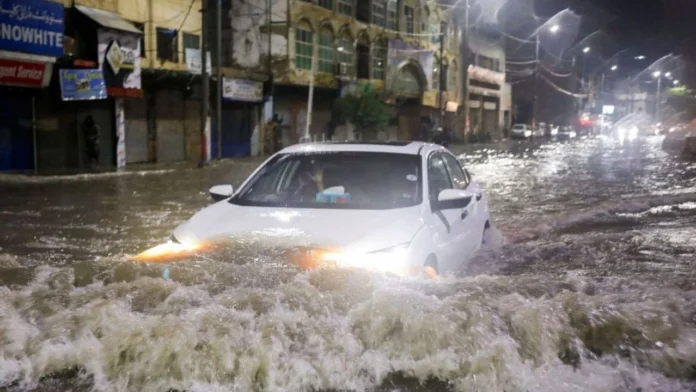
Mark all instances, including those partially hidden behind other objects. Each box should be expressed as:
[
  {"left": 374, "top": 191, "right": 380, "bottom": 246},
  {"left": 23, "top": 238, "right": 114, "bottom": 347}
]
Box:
[
  {"left": 441, "top": 153, "right": 480, "bottom": 263},
  {"left": 427, "top": 153, "right": 468, "bottom": 273}
]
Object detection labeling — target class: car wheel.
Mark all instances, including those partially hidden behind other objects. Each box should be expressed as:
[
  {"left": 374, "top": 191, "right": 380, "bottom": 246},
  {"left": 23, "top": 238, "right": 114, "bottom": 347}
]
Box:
[{"left": 424, "top": 255, "right": 439, "bottom": 279}]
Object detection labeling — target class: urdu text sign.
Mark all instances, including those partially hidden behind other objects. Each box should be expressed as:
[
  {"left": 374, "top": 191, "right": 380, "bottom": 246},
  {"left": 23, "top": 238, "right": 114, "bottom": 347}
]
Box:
[{"left": 0, "top": 0, "right": 65, "bottom": 57}]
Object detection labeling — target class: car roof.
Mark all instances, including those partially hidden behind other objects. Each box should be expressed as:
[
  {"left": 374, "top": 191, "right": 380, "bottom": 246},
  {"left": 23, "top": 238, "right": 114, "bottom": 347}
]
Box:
[{"left": 278, "top": 141, "right": 445, "bottom": 156}]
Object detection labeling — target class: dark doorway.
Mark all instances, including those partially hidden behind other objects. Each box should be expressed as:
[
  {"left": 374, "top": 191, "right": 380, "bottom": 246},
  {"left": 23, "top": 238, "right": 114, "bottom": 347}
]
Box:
[{"left": 356, "top": 38, "right": 370, "bottom": 79}]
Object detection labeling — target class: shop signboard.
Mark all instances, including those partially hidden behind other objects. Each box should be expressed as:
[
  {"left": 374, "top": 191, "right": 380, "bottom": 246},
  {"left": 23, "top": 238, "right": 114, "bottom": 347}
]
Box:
[
  {"left": 97, "top": 29, "right": 142, "bottom": 98},
  {"left": 467, "top": 65, "right": 505, "bottom": 86},
  {"left": 222, "top": 78, "right": 263, "bottom": 102},
  {"left": 59, "top": 69, "right": 107, "bottom": 101},
  {"left": 0, "top": 0, "right": 64, "bottom": 57},
  {"left": 184, "top": 48, "right": 211, "bottom": 75},
  {"left": 0, "top": 58, "right": 46, "bottom": 87}
]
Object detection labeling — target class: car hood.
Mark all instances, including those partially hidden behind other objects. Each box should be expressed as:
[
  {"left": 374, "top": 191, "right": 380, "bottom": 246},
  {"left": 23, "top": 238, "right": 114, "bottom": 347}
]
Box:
[{"left": 173, "top": 201, "right": 425, "bottom": 252}]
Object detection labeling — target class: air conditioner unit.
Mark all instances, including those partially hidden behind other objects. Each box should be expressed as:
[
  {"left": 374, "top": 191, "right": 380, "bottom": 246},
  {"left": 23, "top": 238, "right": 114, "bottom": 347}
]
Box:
[{"left": 337, "top": 62, "right": 349, "bottom": 76}]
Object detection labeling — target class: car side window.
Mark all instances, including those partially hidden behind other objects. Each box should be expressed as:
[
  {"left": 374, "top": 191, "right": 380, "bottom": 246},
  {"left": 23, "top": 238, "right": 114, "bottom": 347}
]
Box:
[
  {"left": 428, "top": 154, "right": 453, "bottom": 201},
  {"left": 442, "top": 153, "right": 470, "bottom": 190}
]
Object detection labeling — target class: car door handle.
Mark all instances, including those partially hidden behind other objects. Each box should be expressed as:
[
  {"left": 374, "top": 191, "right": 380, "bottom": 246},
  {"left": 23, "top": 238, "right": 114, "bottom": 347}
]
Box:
[
  {"left": 461, "top": 210, "right": 468, "bottom": 220},
  {"left": 476, "top": 193, "right": 482, "bottom": 201}
]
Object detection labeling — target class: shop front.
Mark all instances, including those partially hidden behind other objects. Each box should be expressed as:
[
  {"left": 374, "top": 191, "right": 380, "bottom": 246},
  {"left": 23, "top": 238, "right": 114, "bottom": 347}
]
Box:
[
  {"left": 210, "top": 77, "right": 263, "bottom": 158},
  {"left": 70, "top": 5, "right": 144, "bottom": 170},
  {"left": 0, "top": 0, "right": 63, "bottom": 172},
  {"left": 386, "top": 40, "right": 432, "bottom": 141},
  {"left": 466, "top": 65, "right": 504, "bottom": 139}
]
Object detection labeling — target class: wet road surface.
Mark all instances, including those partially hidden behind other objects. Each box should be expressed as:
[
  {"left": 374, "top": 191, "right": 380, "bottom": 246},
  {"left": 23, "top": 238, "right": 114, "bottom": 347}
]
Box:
[{"left": 1, "top": 135, "right": 696, "bottom": 391}]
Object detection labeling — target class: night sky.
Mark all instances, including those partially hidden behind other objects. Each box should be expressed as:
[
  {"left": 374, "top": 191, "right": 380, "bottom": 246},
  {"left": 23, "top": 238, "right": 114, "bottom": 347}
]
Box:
[{"left": 508, "top": 0, "right": 696, "bottom": 124}]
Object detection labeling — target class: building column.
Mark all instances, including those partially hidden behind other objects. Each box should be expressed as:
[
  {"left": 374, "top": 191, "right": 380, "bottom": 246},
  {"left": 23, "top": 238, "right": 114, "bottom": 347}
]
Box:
[{"left": 115, "top": 98, "right": 126, "bottom": 170}]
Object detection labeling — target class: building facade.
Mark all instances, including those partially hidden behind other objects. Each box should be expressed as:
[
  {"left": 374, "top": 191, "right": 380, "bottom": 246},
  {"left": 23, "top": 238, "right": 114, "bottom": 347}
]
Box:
[
  {"left": 221, "top": 0, "right": 463, "bottom": 147},
  {"left": 464, "top": 29, "right": 509, "bottom": 140},
  {"left": 0, "top": 0, "right": 489, "bottom": 172},
  {"left": 0, "top": 0, "right": 63, "bottom": 172}
]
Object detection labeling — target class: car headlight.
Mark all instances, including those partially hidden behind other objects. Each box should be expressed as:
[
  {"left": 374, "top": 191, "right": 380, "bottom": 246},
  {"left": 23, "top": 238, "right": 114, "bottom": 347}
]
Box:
[
  {"left": 131, "top": 235, "right": 202, "bottom": 263},
  {"left": 524, "top": 130, "right": 532, "bottom": 137},
  {"left": 320, "top": 243, "right": 410, "bottom": 275}
]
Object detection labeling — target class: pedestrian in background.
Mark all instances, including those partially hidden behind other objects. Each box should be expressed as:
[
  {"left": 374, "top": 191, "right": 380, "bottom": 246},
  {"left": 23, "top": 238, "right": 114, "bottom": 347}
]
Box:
[{"left": 82, "top": 116, "right": 100, "bottom": 167}]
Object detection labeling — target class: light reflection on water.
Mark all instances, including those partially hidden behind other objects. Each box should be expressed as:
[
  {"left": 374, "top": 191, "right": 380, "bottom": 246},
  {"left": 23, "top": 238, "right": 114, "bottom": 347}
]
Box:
[{"left": 1, "top": 137, "right": 696, "bottom": 391}]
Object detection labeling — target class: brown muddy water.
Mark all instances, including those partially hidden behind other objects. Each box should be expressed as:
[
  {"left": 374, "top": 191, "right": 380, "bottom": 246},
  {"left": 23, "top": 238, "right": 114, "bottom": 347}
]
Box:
[{"left": 1, "top": 136, "right": 695, "bottom": 392}]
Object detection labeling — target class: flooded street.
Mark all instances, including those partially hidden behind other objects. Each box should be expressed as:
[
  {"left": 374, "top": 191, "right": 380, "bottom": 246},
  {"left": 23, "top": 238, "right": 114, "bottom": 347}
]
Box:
[{"left": 1, "top": 135, "right": 696, "bottom": 392}]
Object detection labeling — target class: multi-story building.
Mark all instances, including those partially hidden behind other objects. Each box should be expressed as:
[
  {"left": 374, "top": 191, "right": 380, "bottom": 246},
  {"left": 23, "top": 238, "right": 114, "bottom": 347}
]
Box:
[
  {"left": 464, "top": 25, "right": 509, "bottom": 139},
  {"left": 0, "top": 0, "right": 474, "bottom": 172},
  {"left": 0, "top": 0, "right": 210, "bottom": 171},
  {"left": 220, "top": 0, "right": 463, "bottom": 146}
]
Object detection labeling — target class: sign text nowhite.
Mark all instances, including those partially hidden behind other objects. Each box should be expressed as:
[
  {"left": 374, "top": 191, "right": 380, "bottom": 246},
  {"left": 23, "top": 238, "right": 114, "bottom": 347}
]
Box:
[{"left": 0, "top": 23, "right": 63, "bottom": 48}]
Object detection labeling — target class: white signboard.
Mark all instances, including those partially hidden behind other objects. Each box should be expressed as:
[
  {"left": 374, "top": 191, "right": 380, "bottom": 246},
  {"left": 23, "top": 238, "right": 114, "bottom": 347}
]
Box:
[
  {"left": 97, "top": 29, "right": 141, "bottom": 90},
  {"left": 467, "top": 65, "right": 505, "bottom": 86},
  {"left": 185, "top": 48, "right": 211, "bottom": 75},
  {"left": 223, "top": 78, "right": 263, "bottom": 102}
]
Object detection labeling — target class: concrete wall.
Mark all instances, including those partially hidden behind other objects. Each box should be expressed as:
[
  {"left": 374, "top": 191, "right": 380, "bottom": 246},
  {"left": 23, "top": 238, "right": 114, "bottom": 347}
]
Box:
[{"left": 229, "top": 0, "right": 288, "bottom": 69}]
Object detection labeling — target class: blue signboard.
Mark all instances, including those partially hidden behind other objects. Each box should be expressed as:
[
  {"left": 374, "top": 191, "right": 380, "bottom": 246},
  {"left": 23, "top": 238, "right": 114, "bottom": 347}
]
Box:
[
  {"left": 59, "top": 69, "right": 107, "bottom": 101},
  {"left": 0, "top": 0, "right": 65, "bottom": 57}
]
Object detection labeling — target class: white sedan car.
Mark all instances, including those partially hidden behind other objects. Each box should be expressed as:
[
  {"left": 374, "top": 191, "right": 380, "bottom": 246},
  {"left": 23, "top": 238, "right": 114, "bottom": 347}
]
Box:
[{"left": 135, "top": 141, "right": 492, "bottom": 277}]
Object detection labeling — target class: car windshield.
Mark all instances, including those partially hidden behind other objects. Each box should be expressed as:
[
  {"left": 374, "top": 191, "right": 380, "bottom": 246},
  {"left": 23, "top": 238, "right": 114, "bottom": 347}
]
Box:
[
  {"left": 231, "top": 151, "right": 422, "bottom": 210},
  {"left": 512, "top": 124, "right": 525, "bottom": 129}
]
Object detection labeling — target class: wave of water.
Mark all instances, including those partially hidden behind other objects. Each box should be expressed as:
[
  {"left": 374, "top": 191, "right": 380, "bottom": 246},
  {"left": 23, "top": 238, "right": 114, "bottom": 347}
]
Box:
[{"left": 1, "top": 258, "right": 695, "bottom": 392}]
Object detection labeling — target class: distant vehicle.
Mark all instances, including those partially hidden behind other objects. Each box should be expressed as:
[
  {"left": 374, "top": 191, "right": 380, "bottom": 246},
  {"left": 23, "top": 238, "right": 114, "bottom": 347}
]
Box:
[
  {"left": 549, "top": 124, "right": 559, "bottom": 136},
  {"left": 556, "top": 126, "right": 577, "bottom": 140},
  {"left": 510, "top": 124, "right": 532, "bottom": 139},
  {"left": 615, "top": 125, "right": 639, "bottom": 142},
  {"left": 533, "top": 123, "right": 547, "bottom": 138},
  {"left": 133, "top": 141, "right": 492, "bottom": 278}
]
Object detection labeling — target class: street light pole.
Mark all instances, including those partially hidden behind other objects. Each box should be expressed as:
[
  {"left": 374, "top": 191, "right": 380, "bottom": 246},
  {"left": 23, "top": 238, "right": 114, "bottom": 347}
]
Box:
[
  {"left": 532, "top": 34, "right": 540, "bottom": 128},
  {"left": 655, "top": 75, "right": 662, "bottom": 122}
]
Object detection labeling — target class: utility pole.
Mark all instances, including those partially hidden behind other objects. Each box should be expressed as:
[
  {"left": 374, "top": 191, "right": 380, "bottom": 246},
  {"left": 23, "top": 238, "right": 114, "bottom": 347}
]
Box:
[
  {"left": 462, "top": 0, "right": 469, "bottom": 143},
  {"left": 532, "top": 34, "right": 540, "bottom": 129},
  {"left": 599, "top": 72, "right": 605, "bottom": 111},
  {"left": 438, "top": 29, "right": 444, "bottom": 127},
  {"left": 216, "top": 0, "right": 222, "bottom": 160},
  {"left": 655, "top": 74, "right": 662, "bottom": 122},
  {"left": 303, "top": 34, "right": 318, "bottom": 143},
  {"left": 200, "top": 2, "right": 209, "bottom": 167},
  {"left": 571, "top": 55, "right": 578, "bottom": 119}
]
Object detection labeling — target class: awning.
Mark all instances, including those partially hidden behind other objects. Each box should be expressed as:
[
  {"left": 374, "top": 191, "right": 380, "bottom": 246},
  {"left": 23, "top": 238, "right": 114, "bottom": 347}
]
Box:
[{"left": 75, "top": 5, "right": 143, "bottom": 34}]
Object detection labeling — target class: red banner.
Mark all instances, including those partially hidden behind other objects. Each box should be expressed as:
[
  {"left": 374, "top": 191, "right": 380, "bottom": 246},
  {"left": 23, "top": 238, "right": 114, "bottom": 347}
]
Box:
[{"left": 0, "top": 59, "right": 46, "bottom": 88}]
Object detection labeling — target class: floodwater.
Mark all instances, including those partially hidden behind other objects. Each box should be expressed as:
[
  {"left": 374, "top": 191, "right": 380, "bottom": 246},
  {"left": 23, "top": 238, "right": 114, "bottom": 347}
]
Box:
[{"left": 1, "top": 135, "right": 696, "bottom": 392}]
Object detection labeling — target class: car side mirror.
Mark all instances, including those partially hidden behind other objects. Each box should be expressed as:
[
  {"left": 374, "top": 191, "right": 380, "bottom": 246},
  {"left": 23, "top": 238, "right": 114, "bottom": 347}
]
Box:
[
  {"left": 209, "top": 184, "right": 234, "bottom": 201},
  {"left": 436, "top": 189, "right": 473, "bottom": 210}
]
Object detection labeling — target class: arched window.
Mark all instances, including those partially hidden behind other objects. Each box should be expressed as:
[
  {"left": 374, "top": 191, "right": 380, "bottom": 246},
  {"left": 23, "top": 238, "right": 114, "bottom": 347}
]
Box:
[
  {"left": 337, "top": 30, "right": 354, "bottom": 76},
  {"left": 295, "top": 20, "right": 314, "bottom": 70},
  {"left": 371, "top": 38, "right": 387, "bottom": 80},
  {"left": 356, "top": 31, "right": 371, "bottom": 79},
  {"left": 318, "top": 26, "right": 334, "bottom": 73}
]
